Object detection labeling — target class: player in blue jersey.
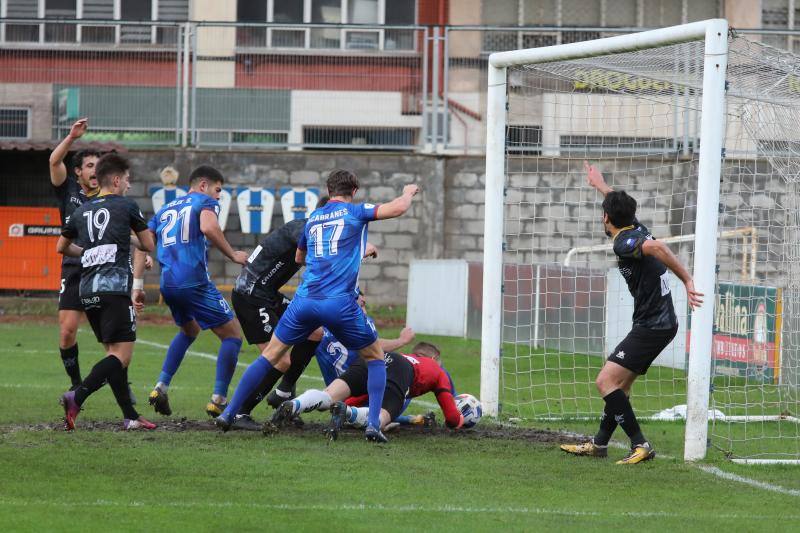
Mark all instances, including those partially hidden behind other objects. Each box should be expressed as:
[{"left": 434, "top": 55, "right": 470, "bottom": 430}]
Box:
[
  {"left": 216, "top": 170, "right": 419, "bottom": 443},
  {"left": 231, "top": 288, "right": 415, "bottom": 431},
  {"left": 137, "top": 165, "right": 248, "bottom": 418}
]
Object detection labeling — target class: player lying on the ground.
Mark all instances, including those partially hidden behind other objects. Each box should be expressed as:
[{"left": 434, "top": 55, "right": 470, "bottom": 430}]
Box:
[
  {"left": 232, "top": 287, "right": 414, "bottom": 431},
  {"left": 137, "top": 166, "right": 248, "bottom": 419},
  {"left": 270, "top": 342, "right": 463, "bottom": 442},
  {"left": 215, "top": 170, "right": 419, "bottom": 443},
  {"left": 560, "top": 162, "right": 703, "bottom": 464},
  {"left": 49, "top": 118, "right": 100, "bottom": 390},
  {"left": 57, "top": 154, "right": 156, "bottom": 431},
  {"left": 240, "top": 288, "right": 414, "bottom": 425}
]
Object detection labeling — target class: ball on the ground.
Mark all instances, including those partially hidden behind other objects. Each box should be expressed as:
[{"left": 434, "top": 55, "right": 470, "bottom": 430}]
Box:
[{"left": 455, "top": 393, "right": 482, "bottom": 428}]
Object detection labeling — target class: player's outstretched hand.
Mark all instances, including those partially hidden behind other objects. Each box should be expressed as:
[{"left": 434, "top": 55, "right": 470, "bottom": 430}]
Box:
[
  {"left": 584, "top": 160, "right": 612, "bottom": 195},
  {"left": 399, "top": 326, "right": 415, "bottom": 345},
  {"left": 685, "top": 280, "right": 704, "bottom": 311},
  {"left": 232, "top": 250, "right": 249, "bottom": 265},
  {"left": 364, "top": 242, "right": 378, "bottom": 259},
  {"left": 403, "top": 184, "right": 420, "bottom": 197},
  {"left": 144, "top": 254, "right": 153, "bottom": 270},
  {"left": 69, "top": 118, "right": 89, "bottom": 140},
  {"left": 132, "top": 289, "right": 146, "bottom": 313}
]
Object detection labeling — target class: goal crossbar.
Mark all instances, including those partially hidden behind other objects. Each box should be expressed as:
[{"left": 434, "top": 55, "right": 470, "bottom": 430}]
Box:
[
  {"left": 481, "top": 18, "right": 730, "bottom": 462},
  {"left": 563, "top": 227, "right": 758, "bottom": 281}
]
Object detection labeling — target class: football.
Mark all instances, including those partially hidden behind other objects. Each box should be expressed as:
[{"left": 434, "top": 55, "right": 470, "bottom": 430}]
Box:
[{"left": 455, "top": 393, "right": 482, "bottom": 428}]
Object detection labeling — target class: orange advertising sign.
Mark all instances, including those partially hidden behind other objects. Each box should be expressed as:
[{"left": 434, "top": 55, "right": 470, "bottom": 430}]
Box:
[{"left": 0, "top": 207, "right": 62, "bottom": 290}]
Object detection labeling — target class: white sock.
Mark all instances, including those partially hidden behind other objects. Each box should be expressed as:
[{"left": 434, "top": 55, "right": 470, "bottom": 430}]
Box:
[
  {"left": 275, "top": 389, "right": 293, "bottom": 399},
  {"left": 211, "top": 394, "right": 226, "bottom": 405},
  {"left": 156, "top": 382, "right": 168, "bottom": 393},
  {"left": 294, "top": 389, "right": 332, "bottom": 413},
  {"left": 350, "top": 407, "right": 369, "bottom": 428}
]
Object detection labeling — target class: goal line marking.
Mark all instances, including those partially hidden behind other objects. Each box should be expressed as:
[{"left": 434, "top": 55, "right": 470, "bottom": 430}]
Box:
[{"left": 0, "top": 496, "right": 797, "bottom": 520}]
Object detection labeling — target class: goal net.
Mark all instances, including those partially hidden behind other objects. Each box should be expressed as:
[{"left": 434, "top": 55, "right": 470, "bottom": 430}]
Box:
[{"left": 482, "top": 20, "right": 800, "bottom": 463}]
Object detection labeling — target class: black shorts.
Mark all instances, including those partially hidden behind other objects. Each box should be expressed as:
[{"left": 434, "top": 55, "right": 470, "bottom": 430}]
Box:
[
  {"left": 339, "top": 352, "right": 415, "bottom": 420},
  {"left": 58, "top": 264, "right": 83, "bottom": 311},
  {"left": 608, "top": 325, "right": 678, "bottom": 375},
  {"left": 231, "top": 291, "right": 290, "bottom": 345},
  {"left": 82, "top": 294, "right": 137, "bottom": 344}
]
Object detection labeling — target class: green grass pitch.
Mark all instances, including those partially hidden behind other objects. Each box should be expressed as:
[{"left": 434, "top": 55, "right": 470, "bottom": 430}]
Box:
[{"left": 1, "top": 313, "right": 800, "bottom": 531}]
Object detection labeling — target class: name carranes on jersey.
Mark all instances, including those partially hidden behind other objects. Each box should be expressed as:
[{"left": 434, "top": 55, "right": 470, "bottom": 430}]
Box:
[{"left": 308, "top": 208, "right": 348, "bottom": 223}]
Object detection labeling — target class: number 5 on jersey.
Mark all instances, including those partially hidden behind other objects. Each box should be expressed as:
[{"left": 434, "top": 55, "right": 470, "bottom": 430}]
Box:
[{"left": 308, "top": 219, "right": 344, "bottom": 257}]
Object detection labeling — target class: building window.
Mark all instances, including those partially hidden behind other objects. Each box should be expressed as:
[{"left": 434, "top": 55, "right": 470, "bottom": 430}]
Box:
[
  {"left": 5, "top": 0, "right": 41, "bottom": 42},
  {"left": 45, "top": 0, "right": 77, "bottom": 42},
  {"left": 0, "top": 108, "right": 30, "bottom": 139},
  {"left": 762, "top": 0, "right": 800, "bottom": 52},
  {"left": 235, "top": 0, "right": 417, "bottom": 51},
  {"left": 0, "top": 0, "right": 187, "bottom": 45},
  {"left": 311, "top": 0, "right": 342, "bottom": 49},
  {"left": 482, "top": 0, "right": 720, "bottom": 52},
  {"left": 80, "top": 0, "right": 115, "bottom": 44}
]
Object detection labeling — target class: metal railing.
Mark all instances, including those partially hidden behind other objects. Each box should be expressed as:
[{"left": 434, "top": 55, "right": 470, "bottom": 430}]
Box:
[{"left": 3, "top": 19, "right": 800, "bottom": 153}]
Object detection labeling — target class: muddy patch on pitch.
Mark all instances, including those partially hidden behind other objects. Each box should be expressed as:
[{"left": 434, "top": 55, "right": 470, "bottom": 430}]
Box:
[{"left": 2, "top": 419, "right": 582, "bottom": 445}]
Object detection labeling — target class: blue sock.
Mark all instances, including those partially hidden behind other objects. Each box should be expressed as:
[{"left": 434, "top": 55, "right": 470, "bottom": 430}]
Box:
[
  {"left": 395, "top": 415, "right": 412, "bottom": 426},
  {"left": 158, "top": 331, "right": 196, "bottom": 386},
  {"left": 366, "top": 359, "right": 386, "bottom": 429},
  {"left": 220, "top": 356, "right": 272, "bottom": 421},
  {"left": 214, "top": 337, "right": 242, "bottom": 397},
  {"left": 399, "top": 398, "right": 412, "bottom": 415}
]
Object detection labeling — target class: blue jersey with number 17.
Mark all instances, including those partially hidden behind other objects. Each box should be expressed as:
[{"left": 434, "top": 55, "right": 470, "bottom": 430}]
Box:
[
  {"left": 148, "top": 191, "right": 220, "bottom": 289},
  {"left": 296, "top": 200, "right": 378, "bottom": 298}
]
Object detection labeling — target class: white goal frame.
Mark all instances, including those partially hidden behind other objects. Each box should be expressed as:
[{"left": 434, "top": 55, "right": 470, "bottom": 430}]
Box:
[{"left": 481, "top": 19, "right": 729, "bottom": 462}]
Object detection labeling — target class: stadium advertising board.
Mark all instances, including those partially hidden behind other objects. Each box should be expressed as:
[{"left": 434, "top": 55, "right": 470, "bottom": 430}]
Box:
[{"left": 712, "top": 282, "right": 782, "bottom": 384}]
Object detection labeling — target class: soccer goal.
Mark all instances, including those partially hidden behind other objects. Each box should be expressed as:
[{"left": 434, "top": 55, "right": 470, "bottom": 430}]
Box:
[{"left": 481, "top": 19, "right": 800, "bottom": 463}]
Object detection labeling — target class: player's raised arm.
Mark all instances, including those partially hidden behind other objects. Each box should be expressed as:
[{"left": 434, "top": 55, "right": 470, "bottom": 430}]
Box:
[
  {"left": 374, "top": 184, "right": 419, "bottom": 220},
  {"left": 378, "top": 327, "right": 415, "bottom": 353},
  {"left": 49, "top": 118, "right": 88, "bottom": 187},
  {"left": 641, "top": 240, "right": 704, "bottom": 310},
  {"left": 200, "top": 209, "right": 247, "bottom": 265},
  {"left": 584, "top": 160, "right": 613, "bottom": 197}
]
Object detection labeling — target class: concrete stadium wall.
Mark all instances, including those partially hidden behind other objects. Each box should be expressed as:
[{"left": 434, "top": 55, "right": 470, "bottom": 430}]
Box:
[
  {"left": 127, "top": 150, "right": 735, "bottom": 304},
  {"left": 128, "top": 149, "right": 458, "bottom": 304}
]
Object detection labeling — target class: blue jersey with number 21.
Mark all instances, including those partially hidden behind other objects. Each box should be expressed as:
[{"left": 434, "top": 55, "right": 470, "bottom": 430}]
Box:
[
  {"left": 148, "top": 191, "right": 220, "bottom": 289},
  {"left": 297, "top": 200, "right": 378, "bottom": 298}
]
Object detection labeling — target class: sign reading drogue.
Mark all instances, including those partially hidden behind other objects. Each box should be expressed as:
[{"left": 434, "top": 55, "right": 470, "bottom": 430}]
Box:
[{"left": 712, "top": 282, "right": 782, "bottom": 384}]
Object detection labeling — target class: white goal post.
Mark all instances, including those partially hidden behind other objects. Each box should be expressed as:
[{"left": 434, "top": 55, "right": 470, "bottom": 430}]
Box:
[{"left": 481, "top": 20, "right": 729, "bottom": 461}]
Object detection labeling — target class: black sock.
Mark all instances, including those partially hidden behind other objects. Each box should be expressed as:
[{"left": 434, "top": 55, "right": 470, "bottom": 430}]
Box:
[
  {"left": 593, "top": 410, "right": 618, "bottom": 446},
  {"left": 277, "top": 340, "right": 319, "bottom": 394},
  {"left": 106, "top": 357, "right": 139, "bottom": 420},
  {"left": 60, "top": 344, "right": 81, "bottom": 387},
  {"left": 240, "top": 368, "right": 283, "bottom": 416},
  {"left": 603, "top": 389, "right": 646, "bottom": 446},
  {"left": 73, "top": 356, "right": 118, "bottom": 406}
]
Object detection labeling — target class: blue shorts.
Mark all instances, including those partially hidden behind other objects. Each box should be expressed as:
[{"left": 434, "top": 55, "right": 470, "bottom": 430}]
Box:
[
  {"left": 275, "top": 294, "right": 378, "bottom": 350},
  {"left": 161, "top": 282, "right": 234, "bottom": 330},
  {"left": 316, "top": 343, "right": 360, "bottom": 386}
]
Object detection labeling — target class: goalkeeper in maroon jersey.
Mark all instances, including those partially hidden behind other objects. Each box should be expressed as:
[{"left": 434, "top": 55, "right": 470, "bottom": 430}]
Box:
[
  {"left": 561, "top": 162, "right": 704, "bottom": 464},
  {"left": 271, "top": 342, "right": 463, "bottom": 441}
]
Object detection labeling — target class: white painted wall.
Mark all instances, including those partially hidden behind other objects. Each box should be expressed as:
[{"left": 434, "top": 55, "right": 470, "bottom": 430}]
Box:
[{"left": 407, "top": 259, "right": 469, "bottom": 337}]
